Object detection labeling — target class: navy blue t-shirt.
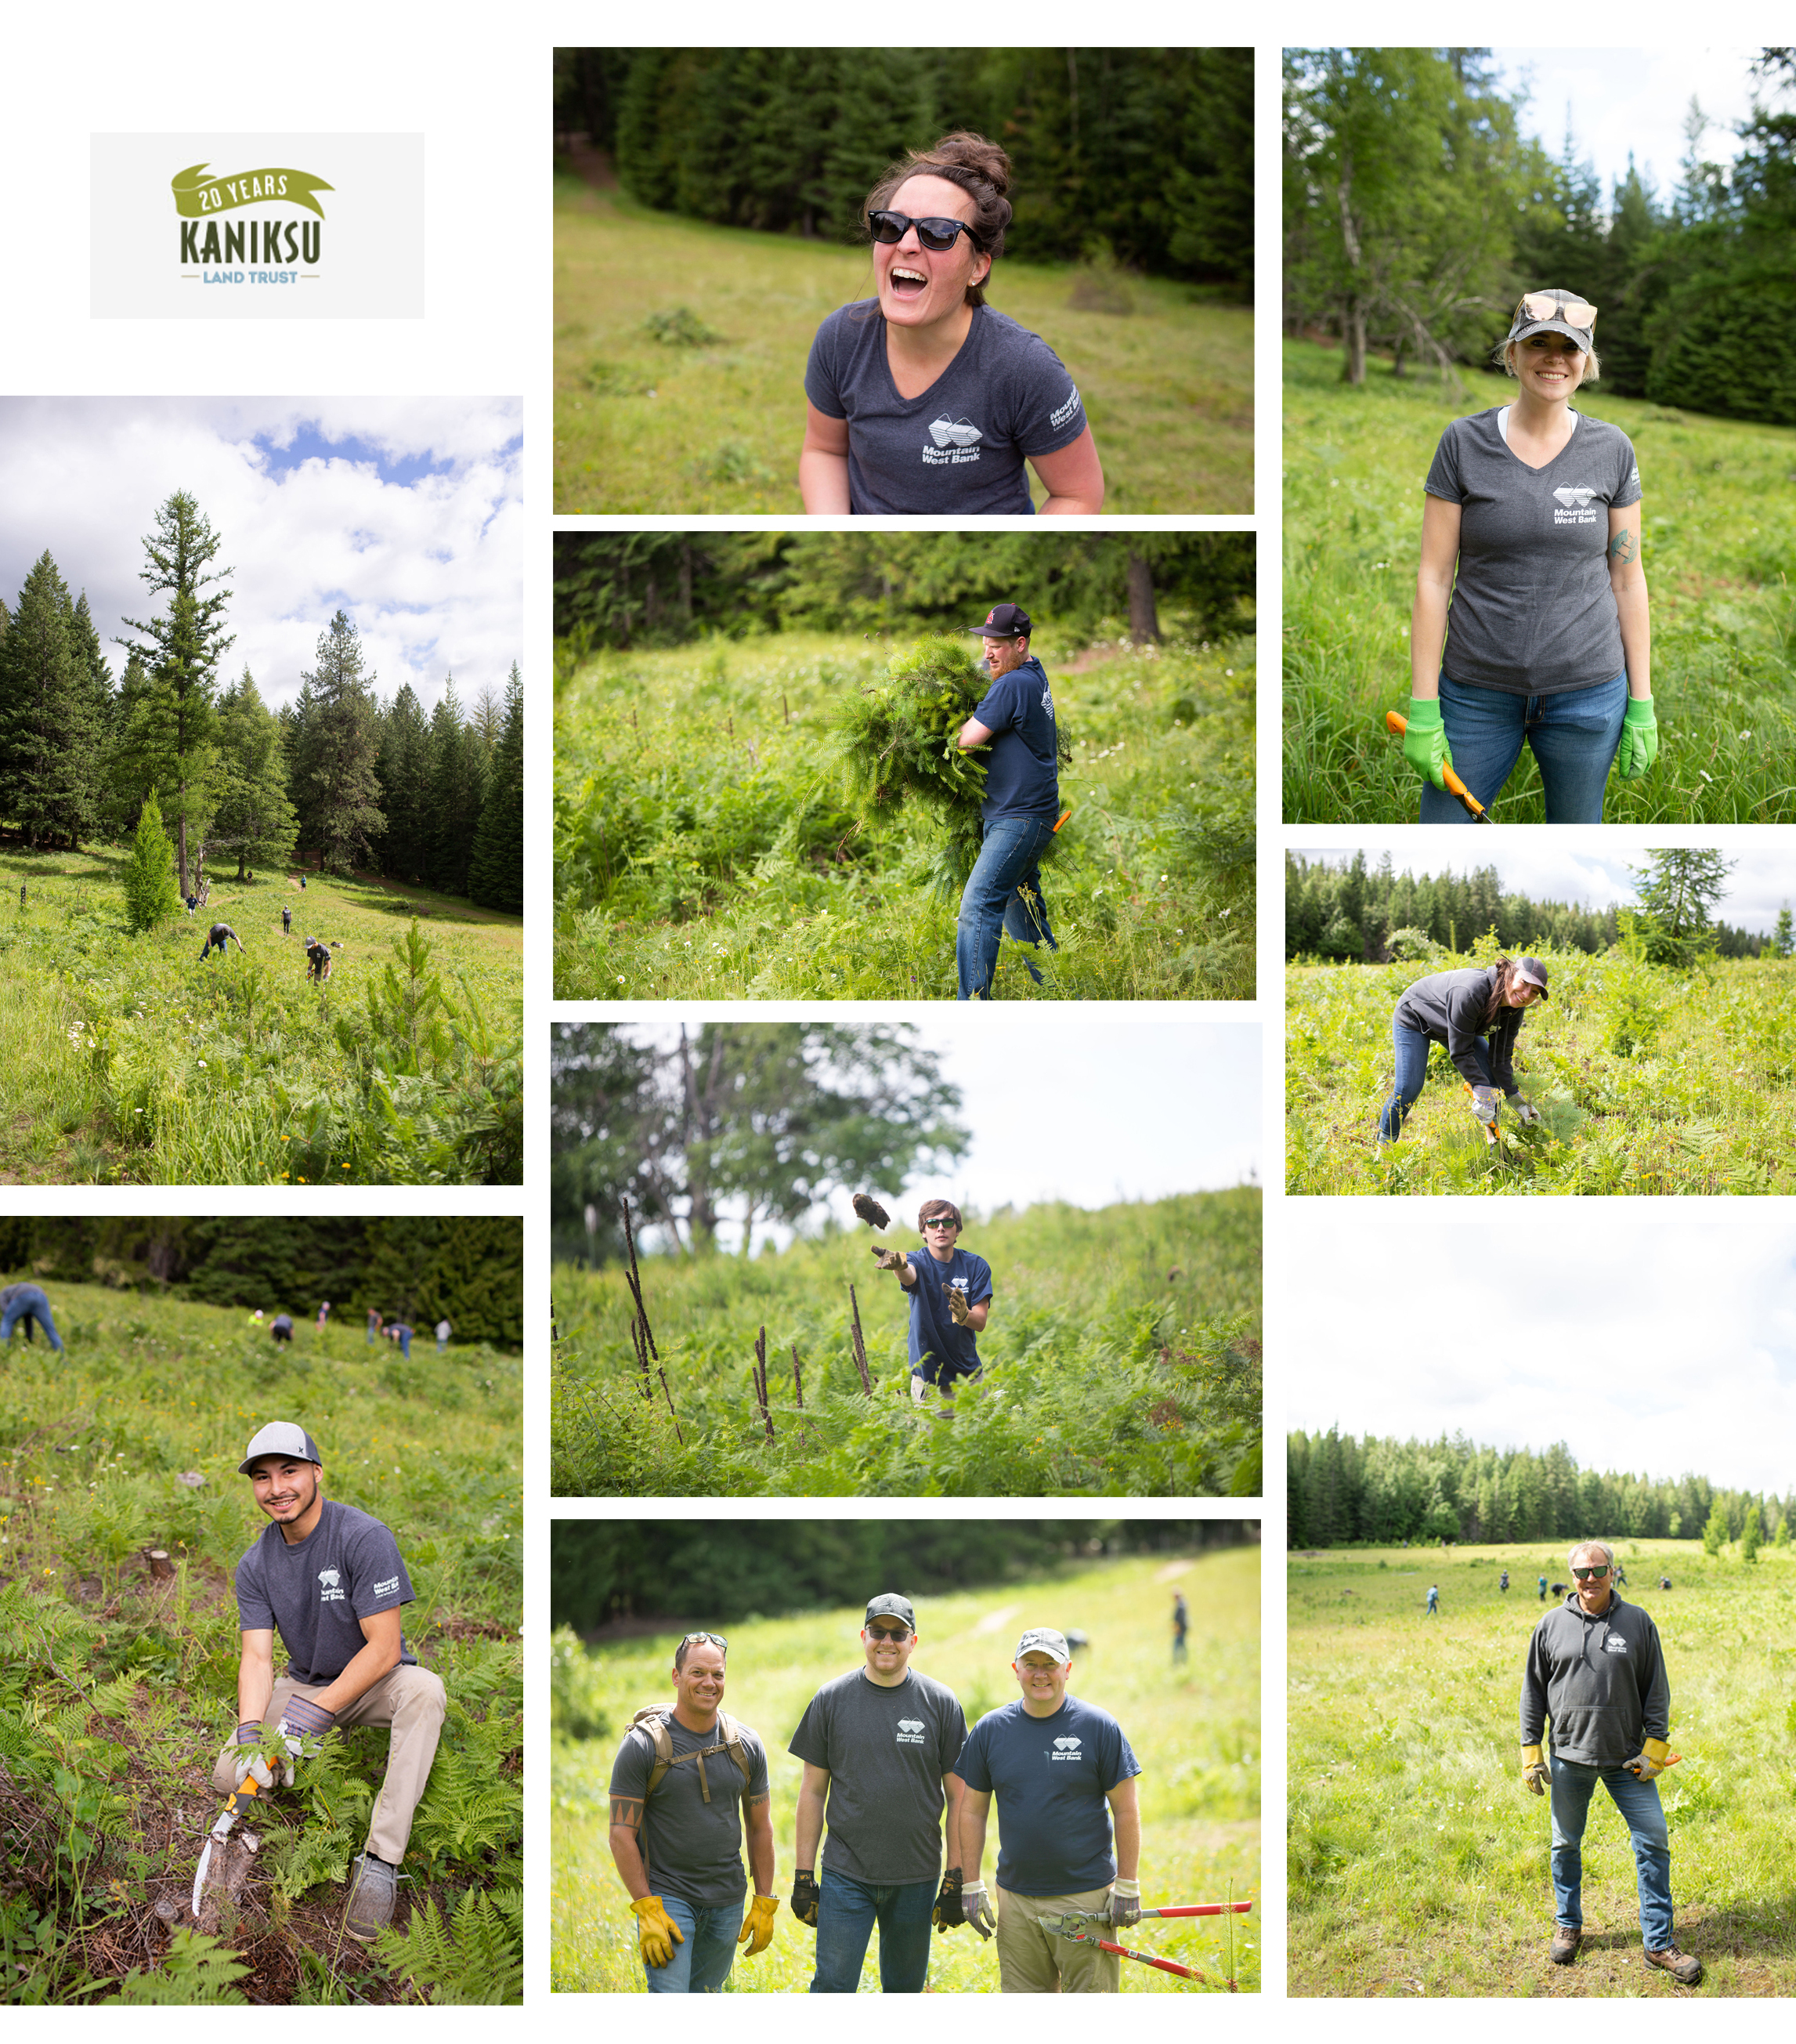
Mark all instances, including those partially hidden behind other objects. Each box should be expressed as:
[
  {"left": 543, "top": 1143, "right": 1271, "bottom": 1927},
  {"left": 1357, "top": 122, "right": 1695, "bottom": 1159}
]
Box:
[
  {"left": 905, "top": 1246, "right": 992, "bottom": 1384},
  {"left": 973, "top": 658, "right": 1061, "bottom": 823},
  {"left": 954, "top": 1695, "right": 1142, "bottom": 1895}
]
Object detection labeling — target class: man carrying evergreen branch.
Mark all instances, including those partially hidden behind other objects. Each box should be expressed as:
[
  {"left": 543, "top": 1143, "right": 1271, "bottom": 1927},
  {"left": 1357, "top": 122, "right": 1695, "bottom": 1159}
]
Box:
[
  {"left": 874, "top": 1199, "right": 992, "bottom": 1405},
  {"left": 1520, "top": 1539, "right": 1701, "bottom": 1984},
  {"left": 607, "top": 1633, "right": 779, "bottom": 1993},
  {"left": 215, "top": 1422, "right": 446, "bottom": 1943},
  {"left": 200, "top": 920, "right": 245, "bottom": 960}
]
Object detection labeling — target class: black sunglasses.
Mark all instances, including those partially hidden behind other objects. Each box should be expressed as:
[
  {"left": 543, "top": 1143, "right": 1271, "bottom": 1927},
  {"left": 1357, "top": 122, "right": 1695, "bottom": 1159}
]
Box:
[
  {"left": 865, "top": 1623, "right": 912, "bottom": 1641},
  {"left": 1570, "top": 1567, "right": 1609, "bottom": 1581},
  {"left": 869, "top": 209, "right": 978, "bottom": 253}
]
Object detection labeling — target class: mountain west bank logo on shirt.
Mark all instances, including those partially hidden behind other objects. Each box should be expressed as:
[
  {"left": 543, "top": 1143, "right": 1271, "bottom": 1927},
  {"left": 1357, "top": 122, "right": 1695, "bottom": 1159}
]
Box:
[
  {"left": 174, "top": 161, "right": 332, "bottom": 285},
  {"left": 895, "top": 1717, "right": 927, "bottom": 1745},
  {"left": 1551, "top": 485, "right": 1601, "bottom": 528},
  {"left": 925, "top": 418, "right": 983, "bottom": 466},
  {"left": 1050, "top": 1736, "right": 1083, "bottom": 1761},
  {"left": 1603, "top": 1633, "right": 1630, "bottom": 1655},
  {"left": 317, "top": 1568, "right": 345, "bottom": 1604}
]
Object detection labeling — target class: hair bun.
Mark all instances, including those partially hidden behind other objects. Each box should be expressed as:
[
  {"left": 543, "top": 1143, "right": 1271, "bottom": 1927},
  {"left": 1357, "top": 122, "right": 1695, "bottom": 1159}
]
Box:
[{"left": 924, "top": 132, "right": 1011, "bottom": 196}]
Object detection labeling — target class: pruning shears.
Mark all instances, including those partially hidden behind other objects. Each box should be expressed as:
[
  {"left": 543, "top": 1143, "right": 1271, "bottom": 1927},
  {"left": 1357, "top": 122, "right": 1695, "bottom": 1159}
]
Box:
[
  {"left": 1383, "top": 711, "right": 1493, "bottom": 823},
  {"left": 1463, "top": 1081, "right": 1505, "bottom": 1147},
  {"left": 191, "top": 1773, "right": 260, "bottom": 1916},
  {"left": 1043, "top": 1901, "right": 1252, "bottom": 1988}
]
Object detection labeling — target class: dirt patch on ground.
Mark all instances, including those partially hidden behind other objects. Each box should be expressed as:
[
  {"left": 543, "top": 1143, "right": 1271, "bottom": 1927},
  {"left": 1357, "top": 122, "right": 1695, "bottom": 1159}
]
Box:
[{"left": 558, "top": 137, "right": 618, "bottom": 189}]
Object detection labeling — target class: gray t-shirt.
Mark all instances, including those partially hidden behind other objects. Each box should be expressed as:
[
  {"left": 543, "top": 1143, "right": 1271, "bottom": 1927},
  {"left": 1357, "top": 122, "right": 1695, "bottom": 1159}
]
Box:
[
  {"left": 1423, "top": 408, "right": 1642, "bottom": 695},
  {"left": 788, "top": 1667, "right": 969, "bottom": 1883},
  {"left": 805, "top": 302, "right": 1086, "bottom": 515},
  {"left": 609, "top": 1712, "right": 771, "bottom": 1911},
  {"left": 234, "top": 1498, "right": 417, "bottom": 1684}
]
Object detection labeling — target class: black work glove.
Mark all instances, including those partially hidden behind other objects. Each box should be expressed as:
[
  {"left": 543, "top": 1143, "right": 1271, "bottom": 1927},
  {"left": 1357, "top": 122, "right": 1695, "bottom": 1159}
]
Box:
[
  {"left": 791, "top": 1869, "right": 820, "bottom": 1927},
  {"left": 933, "top": 1866, "right": 965, "bottom": 1930}
]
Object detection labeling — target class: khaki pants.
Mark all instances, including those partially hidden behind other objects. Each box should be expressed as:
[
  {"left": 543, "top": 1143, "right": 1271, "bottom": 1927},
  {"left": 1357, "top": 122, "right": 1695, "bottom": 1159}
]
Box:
[
  {"left": 995, "top": 1883, "right": 1121, "bottom": 1993},
  {"left": 212, "top": 1664, "right": 446, "bottom": 1866}
]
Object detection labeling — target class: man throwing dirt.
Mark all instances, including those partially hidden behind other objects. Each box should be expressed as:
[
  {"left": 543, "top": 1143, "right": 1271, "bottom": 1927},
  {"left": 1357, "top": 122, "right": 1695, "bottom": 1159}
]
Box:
[
  {"left": 608, "top": 1633, "right": 778, "bottom": 1993},
  {"left": 951, "top": 1626, "right": 1143, "bottom": 1993},
  {"left": 1520, "top": 1539, "right": 1700, "bottom": 1984},
  {"left": 215, "top": 1422, "right": 446, "bottom": 1944},
  {"left": 788, "top": 1593, "right": 968, "bottom": 1993},
  {"left": 874, "top": 1199, "right": 992, "bottom": 1404}
]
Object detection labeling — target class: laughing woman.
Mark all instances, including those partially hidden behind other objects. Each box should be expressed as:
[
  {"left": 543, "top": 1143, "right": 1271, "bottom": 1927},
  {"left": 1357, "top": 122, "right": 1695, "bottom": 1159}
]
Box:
[
  {"left": 1403, "top": 290, "right": 1655, "bottom": 823},
  {"left": 800, "top": 133, "right": 1104, "bottom": 516}
]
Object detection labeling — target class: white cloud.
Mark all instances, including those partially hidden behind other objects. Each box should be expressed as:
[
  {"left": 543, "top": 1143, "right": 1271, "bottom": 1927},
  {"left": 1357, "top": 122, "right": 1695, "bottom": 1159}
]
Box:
[{"left": 0, "top": 396, "right": 521, "bottom": 713}]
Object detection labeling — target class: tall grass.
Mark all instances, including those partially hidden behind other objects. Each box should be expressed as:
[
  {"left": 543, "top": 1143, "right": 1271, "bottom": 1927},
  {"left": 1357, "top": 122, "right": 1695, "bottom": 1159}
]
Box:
[
  {"left": 0, "top": 848, "right": 522, "bottom": 1184},
  {"left": 555, "top": 179, "right": 1253, "bottom": 514},
  {"left": 1290, "top": 1540, "right": 1796, "bottom": 1995},
  {"left": 1286, "top": 945, "right": 1796, "bottom": 1196},
  {"left": 551, "top": 1193, "right": 1262, "bottom": 1498},
  {"left": 1281, "top": 339, "right": 1796, "bottom": 822},
  {"left": 552, "top": 1545, "right": 1260, "bottom": 1993},
  {"left": 554, "top": 628, "right": 1255, "bottom": 1001}
]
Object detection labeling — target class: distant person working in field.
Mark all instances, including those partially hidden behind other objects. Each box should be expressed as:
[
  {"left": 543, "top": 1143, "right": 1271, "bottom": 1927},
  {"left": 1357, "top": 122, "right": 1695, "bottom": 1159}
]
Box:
[
  {"left": 1171, "top": 1591, "right": 1189, "bottom": 1665},
  {"left": 1404, "top": 290, "right": 1653, "bottom": 824},
  {"left": 789, "top": 1593, "right": 968, "bottom": 1993},
  {"left": 1377, "top": 956, "right": 1548, "bottom": 1144},
  {"left": 367, "top": 1306, "right": 382, "bottom": 1345},
  {"left": 1500, "top": 1570, "right": 1510, "bottom": 1594},
  {"left": 200, "top": 921, "right": 244, "bottom": 960},
  {"left": 875, "top": 1199, "right": 992, "bottom": 1405},
  {"left": 608, "top": 1633, "right": 778, "bottom": 1993},
  {"left": 219, "top": 1422, "right": 446, "bottom": 1943},
  {"left": 435, "top": 1318, "right": 452, "bottom": 1354},
  {"left": 952, "top": 1626, "right": 1143, "bottom": 1994},
  {"left": 1538, "top": 1575, "right": 1548, "bottom": 1601},
  {"left": 269, "top": 1313, "right": 295, "bottom": 1347},
  {"left": 1520, "top": 1539, "right": 1700, "bottom": 1984},
  {"left": 316, "top": 1300, "right": 331, "bottom": 1332},
  {"left": 0, "top": 1281, "right": 65, "bottom": 1352},
  {"left": 283, "top": 905, "right": 292, "bottom": 935},
  {"left": 955, "top": 603, "right": 1062, "bottom": 1000},
  {"left": 386, "top": 1321, "right": 414, "bottom": 1360},
  {"left": 305, "top": 936, "right": 332, "bottom": 982},
  {"left": 1425, "top": 1584, "right": 1440, "bottom": 1618},
  {"left": 800, "top": 134, "right": 1103, "bottom": 516}
]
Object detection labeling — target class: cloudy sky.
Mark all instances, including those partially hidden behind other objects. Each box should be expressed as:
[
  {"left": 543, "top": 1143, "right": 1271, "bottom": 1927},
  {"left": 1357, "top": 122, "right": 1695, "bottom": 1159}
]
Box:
[
  {"left": 613, "top": 1010, "right": 1262, "bottom": 1252},
  {"left": 1284, "top": 1211, "right": 1796, "bottom": 1494},
  {"left": 1492, "top": 45, "right": 1777, "bottom": 200},
  {"left": 0, "top": 397, "right": 521, "bottom": 714},
  {"left": 1291, "top": 840, "right": 1794, "bottom": 935}
]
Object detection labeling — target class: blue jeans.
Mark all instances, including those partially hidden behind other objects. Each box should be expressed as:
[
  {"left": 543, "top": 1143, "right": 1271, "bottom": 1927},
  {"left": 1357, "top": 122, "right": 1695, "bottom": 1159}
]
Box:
[
  {"left": 642, "top": 1895, "right": 744, "bottom": 1993},
  {"left": 1549, "top": 1754, "right": 1672, "bottom": 1948},
  {"left": 1419, "top": 669, "right": 1628, "bottom": 824},
  {"left": 810, "top": 1869, "right": 936, "bottom": 1993},
  {"left": 1, "top": 1286, "right": 63, "bottom": 1351},
  {"left": 956, "top": 816, "right": 1058, "bottom": 1000},
  {"left": 1377, "top": 1020, "right": 1493, "bottom": 1141}
]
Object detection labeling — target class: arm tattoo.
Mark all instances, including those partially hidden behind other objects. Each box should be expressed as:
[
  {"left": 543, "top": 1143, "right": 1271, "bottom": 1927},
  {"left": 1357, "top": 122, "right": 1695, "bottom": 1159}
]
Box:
[
  {"left": 610, "top": 1796, "right": 644, "bottom": 1831},
  {"left": 1607, "top": 528, "right": 1638, "bottom": 565},
  {"left": 745, "top": 1792, "right": 769, "bottom": 1812}
]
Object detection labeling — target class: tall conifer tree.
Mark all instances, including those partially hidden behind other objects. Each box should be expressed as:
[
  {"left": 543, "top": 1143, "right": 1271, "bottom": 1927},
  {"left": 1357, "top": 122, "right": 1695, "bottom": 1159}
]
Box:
[
  {"left": 292, "top": 612, "right": 385, "bottom": 875},
  {"left": 468, "top": 662, "right": 524, "bottom": 912},
  {"left": 213, "top": 667, "right": 299, "bottom": 877}
]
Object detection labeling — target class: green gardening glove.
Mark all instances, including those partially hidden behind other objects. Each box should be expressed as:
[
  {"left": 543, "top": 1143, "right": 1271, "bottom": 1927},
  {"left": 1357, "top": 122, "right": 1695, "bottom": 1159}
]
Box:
[
  {"left": 1402, "top": 696, "right": 1453, "bottom": 791},
  {"left": 1616, "top": 696, "right": 1658, "bottom": 779}
]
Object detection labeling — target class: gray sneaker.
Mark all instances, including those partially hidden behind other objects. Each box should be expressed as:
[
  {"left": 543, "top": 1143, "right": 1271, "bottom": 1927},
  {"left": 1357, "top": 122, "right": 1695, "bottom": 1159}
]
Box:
[{"left": 343, "top": 1853, "right": 399, "bottom": 1943}]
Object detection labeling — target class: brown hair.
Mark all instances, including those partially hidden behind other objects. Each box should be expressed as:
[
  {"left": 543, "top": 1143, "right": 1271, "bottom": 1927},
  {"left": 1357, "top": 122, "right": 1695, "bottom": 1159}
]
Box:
[
  {"left": 1482, "top": 957, "right": 1522, "bottom": 1029},
  {"left": 866, "top": 132, "right": 1014, "bottom": 309}
]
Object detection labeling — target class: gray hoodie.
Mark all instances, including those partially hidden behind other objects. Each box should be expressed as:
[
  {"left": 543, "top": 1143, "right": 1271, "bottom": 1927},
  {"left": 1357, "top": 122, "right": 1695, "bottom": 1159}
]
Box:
[{"left": 1519, "top": 1589, "right": 1668, "bottom": 1768}]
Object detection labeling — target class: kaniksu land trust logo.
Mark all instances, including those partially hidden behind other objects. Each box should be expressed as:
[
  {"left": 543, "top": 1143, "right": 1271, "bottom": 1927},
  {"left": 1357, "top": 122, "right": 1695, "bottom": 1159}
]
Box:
[{"left": 173, "top": 161, "right": 334, "bottom": 287}]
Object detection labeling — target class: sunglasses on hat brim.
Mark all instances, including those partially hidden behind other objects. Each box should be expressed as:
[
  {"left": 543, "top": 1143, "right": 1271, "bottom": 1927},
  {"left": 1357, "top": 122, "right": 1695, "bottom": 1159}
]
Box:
[{"left": 1514, "top": 291, "right": 1597, "bottom": 332}]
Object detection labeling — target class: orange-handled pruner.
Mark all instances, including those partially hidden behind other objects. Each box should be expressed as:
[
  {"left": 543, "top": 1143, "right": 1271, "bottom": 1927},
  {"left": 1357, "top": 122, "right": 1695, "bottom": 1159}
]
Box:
[{"left": 1385, "top": 711, "right": 1493, "bottom": 823}]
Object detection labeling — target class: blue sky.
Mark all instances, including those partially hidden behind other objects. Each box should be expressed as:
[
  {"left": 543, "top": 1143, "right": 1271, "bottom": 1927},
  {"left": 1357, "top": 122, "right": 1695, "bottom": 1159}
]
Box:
[{"left": 0, "top": 397, "right": 521, "bottom": 714}]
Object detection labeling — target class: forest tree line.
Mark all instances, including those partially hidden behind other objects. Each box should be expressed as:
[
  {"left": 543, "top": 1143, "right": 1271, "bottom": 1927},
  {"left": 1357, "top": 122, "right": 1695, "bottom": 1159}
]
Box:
[
  {"left": 0, "top": 489, "right": 523, "bottom": 913},
  {"left": 1285, "top": 46, "right": 1796, "bottom": 424},
  {"left": 553, "top": 531, "right": 1256, "bottom": 651},
  {"left": 1290, "top": 1427, "right": 1793, "bottom": 1555},
  {"left": 557, "top": 46, "right": 1252, "bottom": 287},
  {"left": 0, "top": 1214, "right": 523, "bottom": 1343},
  {"left": 1285, "top": 852, "right": 1787, "bottom": 964},
  {"left": 552, "top": 1518, "right": 1252, "bottom": 1633}
]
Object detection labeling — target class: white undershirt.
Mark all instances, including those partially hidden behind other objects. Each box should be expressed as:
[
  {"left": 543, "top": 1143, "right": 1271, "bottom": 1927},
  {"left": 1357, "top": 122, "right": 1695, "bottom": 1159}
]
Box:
[{"left": 1496, "top": 405, "right": 1580, "bottom": 446}]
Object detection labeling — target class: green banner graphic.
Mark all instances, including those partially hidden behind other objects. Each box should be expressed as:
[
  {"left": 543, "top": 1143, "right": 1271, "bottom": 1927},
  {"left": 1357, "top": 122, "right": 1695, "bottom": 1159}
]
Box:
[{"left": 171, "top": 163, "right": 333, "bottom": 219}]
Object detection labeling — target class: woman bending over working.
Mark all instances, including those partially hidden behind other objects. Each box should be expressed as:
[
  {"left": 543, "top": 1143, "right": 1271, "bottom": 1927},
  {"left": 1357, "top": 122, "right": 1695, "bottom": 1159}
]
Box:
[
  {"left": 800, "top": 132, "right": 1104, "bottom": 516},
  {"left": 1378, "top": 955, "right": 1549, "bottom": 1142}
]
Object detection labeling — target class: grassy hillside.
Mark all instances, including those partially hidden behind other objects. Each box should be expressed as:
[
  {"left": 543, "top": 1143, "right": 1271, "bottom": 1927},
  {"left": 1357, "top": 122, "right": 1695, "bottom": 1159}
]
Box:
[
  {"left": 1290, "top": 1540, "right": 1796, "bottom": 1995},
  {"left": 551, "top": 1192, "right": 1262, "bottom": 1499},
  {"left": 0, "top": 847, "right": 522, "bottom": 1185},
  {"left": 1286, "top": 948, "right": 1796, "bottom": 1196},
  {"left": 551, "top": 1544, "right": 1260, "bottom": 1993},
  {"left": 0, "top": 1284, "right": 521, "bottom": 2003},
  {"left": 1281, "top": 339, "right": 1796, "bottom": 823},
  {"left": 554, "top": 179, "right": 1253, "bottom": 514},
  {"left": 554, "top": 630, "right": 1255, "bottom": 1001}
]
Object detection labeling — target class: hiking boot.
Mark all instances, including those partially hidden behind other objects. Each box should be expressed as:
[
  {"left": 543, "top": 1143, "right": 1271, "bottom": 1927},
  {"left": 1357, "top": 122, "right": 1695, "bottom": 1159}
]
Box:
[
  {"left": 1645, "top": 1945, "right": 1704, "bottom": 1986},
  {"left": 1550, "top": 1926, "right": 1581, "bottom": 1966},
  {"left": 343, "top": 1852, "right": 399, "bottom": 1943}
]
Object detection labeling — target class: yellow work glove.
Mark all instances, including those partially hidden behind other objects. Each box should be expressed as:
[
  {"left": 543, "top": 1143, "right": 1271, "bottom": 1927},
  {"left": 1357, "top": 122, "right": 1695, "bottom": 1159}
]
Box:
[
  {"left": 1628, "top": 1738, "right": 1673, "bottom": 1782},
  {"left": 874, "top": 1248, "right": 907, "bottom": 1275},
  {"left": 1521, "top": 1745, "right": 1549, "bottom": 1796},
  {"left": 631, "top": 1894, "right": 684, "bottom": 1969},
  {"left": 946, "top": 1286, "right": 971, "bottom": 1327},
  {"left": 737, "top": 1894, "right": 779, "bottom": 1957}
]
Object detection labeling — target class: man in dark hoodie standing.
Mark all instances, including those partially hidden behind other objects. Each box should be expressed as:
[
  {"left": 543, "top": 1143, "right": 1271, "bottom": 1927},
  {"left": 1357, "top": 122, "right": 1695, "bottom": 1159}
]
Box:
[
  {"left": 955, "top": 602, "right": 1062, "bottom": 1000},
  {"left": 1519, "top": 1539, "right": 1700, "bottom": 1984}
]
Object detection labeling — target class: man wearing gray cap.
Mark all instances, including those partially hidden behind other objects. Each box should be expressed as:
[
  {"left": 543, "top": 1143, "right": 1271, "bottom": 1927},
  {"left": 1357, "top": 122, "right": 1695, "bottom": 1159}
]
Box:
[
  {"left": 787, "top": 1593, "right": 969, "bottom": 1992},
  {"left": 215, "top": 1422, "right": 446, "bottom": 1942},
  {"left": 952, "top": 1626, "right": 1143, "bottom": 1992}
]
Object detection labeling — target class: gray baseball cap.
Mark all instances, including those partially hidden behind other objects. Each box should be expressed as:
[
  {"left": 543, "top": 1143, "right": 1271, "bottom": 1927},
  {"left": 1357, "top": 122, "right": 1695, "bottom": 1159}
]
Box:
[
  {"left": 239, "top": 1422, "right": 323, "bottom": 1474},
  {"left": 1015, "top": 1626, "right": 1072, "bottom": 1665},
  {"left": 865, "top": 1592, "right": 916, "bottom": 1629},
  {"left": 1515, "top": 957, "right": 1550, "bottom": 1000},
  {"left": 1505, "top": 288, "right": 1596, "bottom": 353}
]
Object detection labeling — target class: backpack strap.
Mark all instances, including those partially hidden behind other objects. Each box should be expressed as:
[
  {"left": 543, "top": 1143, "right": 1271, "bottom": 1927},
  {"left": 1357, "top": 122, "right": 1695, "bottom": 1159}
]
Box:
[
  {"left": 630, "top": 1707, "right": 676, "bottom": 1797},
  {"left": 630, "top": 1706, "right": 753, "bottom": 1806},
  {"left": 716, "top": 1710, "right": 753, "bottom": 1791}
]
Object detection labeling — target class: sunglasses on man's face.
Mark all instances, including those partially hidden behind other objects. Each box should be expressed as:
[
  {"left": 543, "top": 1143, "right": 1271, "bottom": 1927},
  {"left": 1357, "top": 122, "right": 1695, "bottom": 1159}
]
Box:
[
  {"left": 866, "top": 1624, "right": 912, "bottom": 1642},
  {"left": 869, "top": 210, "right": 977, "bottom": 252},
  {"left": 1516, "top": 291, "right": 1597, "bottom": 330},
  {"left": 1571, "top": 1566, "right": 1610, "bottom": 1581},
  {"left": 923, "top": 1218, "right": 959, "bottom": 1231}
]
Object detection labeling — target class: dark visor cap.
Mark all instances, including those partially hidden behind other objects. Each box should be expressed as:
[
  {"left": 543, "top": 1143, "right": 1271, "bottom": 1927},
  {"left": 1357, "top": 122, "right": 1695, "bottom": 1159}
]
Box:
[
  {"left": 969, "top": 602, "right": 1032, "bottom": 639},
  {"left": 865, "top": 1592, "right": 916, "bottom": 1629},
  {"left": 1516, "top": 957, "right": 1549, "bottom": 1000}
]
